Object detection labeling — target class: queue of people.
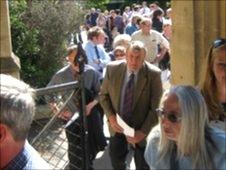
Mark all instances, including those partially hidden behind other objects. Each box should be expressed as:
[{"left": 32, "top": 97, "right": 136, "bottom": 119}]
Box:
[
  {"left": 1, "top": 38, "right": 225, "bottom": 170},
  {"left": 78, "top": 1, "right": 173, "bottom": 88},
  {"left": 1, "top": 1, "right": 225, "bottom": 170}
]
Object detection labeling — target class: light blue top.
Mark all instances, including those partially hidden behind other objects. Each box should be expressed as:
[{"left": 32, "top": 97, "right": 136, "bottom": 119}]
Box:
[
  {"left": 145, "top": 125, "right": 226, "bottom": 170},
  {"left": 84, "top": 41, "right": 110, "bottom": 77},
  {"left": 5, "top": 140, "right": 51, "bottom": 170}
]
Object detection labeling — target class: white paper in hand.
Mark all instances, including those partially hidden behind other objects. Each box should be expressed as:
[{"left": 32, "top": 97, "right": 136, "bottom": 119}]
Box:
[{"left": 116, "top": 114, "right": 135, "bottom": 137}]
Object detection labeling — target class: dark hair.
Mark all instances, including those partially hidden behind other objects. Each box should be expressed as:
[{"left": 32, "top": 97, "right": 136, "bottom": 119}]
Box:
[
  {"left": 115, "top": 9, "right": 121, "bottom": 15},
  {"left": 152, "top": 9, "right": 164, "bottom": 19}
]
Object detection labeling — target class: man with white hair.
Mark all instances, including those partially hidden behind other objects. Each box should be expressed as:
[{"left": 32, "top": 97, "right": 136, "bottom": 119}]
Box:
[{"left": 0, "top": 74, "right": 50, "bottom": 169}]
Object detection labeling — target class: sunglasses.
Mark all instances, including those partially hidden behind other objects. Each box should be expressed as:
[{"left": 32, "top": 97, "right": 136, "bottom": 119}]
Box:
[
  {"left": 156, "top": 108, "right": 182, "bottom": 123},
  {"left": 115, "top": 53, "right": 125, "bottom": 57},
  {"left": 213, "top": 38, "right": 226, "bottom": 48}
]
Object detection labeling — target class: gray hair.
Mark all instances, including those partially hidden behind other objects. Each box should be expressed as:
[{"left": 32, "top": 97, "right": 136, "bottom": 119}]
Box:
[
  {"left": 127, "top": 40, "right": 147, "bottom": 56},
  {"left": 158, "top": 85, "right": 211, "bottom": 169},
  {"left": 0, "top": 74, "right": 35, "bottom": 141},
  {"left": 112, "top": 34, "right": 131, "bottom": 49}
]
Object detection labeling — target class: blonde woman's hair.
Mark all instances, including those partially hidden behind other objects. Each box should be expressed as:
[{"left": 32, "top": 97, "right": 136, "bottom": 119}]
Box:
[
  {"left": 158, "top": 85, "right": 212, "bottom": 169},
  {"left": 199, "top": 42, "right": 226, "bottom": 120}
]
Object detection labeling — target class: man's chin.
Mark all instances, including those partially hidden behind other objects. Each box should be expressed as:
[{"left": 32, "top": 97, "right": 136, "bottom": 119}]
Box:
[{"left": 130, "top": 67, "right": 139, "bottom": 72}]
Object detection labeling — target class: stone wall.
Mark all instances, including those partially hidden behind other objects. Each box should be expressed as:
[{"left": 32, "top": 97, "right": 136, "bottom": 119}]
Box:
[
  {"left": 171, "top": 0, "right": 226, "bottom": 85},
  {"left": 0, "top": 0, "right": 20, "bottom": 78}
]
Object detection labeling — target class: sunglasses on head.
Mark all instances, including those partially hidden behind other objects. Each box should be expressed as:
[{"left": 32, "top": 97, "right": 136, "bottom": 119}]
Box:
[
  {"left": 156, "top": 108, "right": 182, "bottom": 123},
  {"left": 213, "top": 38, "right": 226, "bottom": 48}
]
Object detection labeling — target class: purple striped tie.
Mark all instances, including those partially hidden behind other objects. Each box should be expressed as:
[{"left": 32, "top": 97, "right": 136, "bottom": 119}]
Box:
[{"left": 121, "top": 73, "right": 135, "bottom": 122}]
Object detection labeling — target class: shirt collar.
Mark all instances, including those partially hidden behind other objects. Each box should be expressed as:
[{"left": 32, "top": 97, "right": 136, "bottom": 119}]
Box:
[
  {"left": 4, "top": 146, "right": 27, "bottom": 170},
  {"left": 126, "top": 68, "right": 138, "bottom": 78},
  {"left": 89, "top": 40, "right": 97, "bottom": 47},
  {"left": 141, "top": 31, "right": 151, "bottom": 36}
]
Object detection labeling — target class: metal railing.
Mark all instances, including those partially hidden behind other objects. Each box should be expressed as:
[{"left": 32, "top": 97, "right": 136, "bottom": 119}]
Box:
[{"left": 28, "top": 81, "right": 88, "bottom": 169}]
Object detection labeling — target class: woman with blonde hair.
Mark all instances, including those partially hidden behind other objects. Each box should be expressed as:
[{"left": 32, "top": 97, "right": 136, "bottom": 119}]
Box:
[
  {"left": 200, "top": 38, "right": 226, "bottom": 131},
  {"left": 145, "top": 85, "right": 226, "bottom": 170}
]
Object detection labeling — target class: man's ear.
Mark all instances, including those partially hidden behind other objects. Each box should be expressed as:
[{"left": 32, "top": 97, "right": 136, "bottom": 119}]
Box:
[{"left": 0, "top": 124, "right": 7, "bottom": 143}]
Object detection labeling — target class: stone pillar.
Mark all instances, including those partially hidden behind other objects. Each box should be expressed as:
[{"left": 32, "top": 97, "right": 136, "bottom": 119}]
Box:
[
  {"left": 171, "top": 0, "right": 226, "bottom": 85},
  {"left": 0, "top": 0, "right": 20, "bottom": 78}
]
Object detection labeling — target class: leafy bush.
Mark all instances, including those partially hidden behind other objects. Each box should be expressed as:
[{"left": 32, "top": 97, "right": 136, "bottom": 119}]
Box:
[{"left": 10, "top": 0, "right": 85, "bottom": 88}]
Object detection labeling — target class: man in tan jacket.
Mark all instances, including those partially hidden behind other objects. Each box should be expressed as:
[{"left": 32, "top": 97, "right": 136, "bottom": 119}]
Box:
[{"left": 100, "top": 41, "right": 163, "bottom": 170}]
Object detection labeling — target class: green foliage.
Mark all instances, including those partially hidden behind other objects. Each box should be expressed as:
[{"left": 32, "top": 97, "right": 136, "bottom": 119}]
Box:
[
  {"left": 123, "top": 0, "right": 170, "bottom": 10},
  {"left": 9, "top": 0, "right": 85, "bottom": 88},
  {"left": 85, "top": 0, "right": 109, "bottom": 10},
  {"left": 9, "top": 0, "right": 41, "bottom": 86}
]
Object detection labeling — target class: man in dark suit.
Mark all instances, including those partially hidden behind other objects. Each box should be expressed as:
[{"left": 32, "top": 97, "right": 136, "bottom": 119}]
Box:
[{"left": 100, "top": 41, "right": 163, "bottom": 170}]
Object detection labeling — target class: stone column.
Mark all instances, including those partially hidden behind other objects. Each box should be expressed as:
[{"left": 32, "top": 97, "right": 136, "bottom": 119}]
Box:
[
  {"left": 171, "top": 0, "right": 225, "bottom": 85},
  {"left": 0, "top": 0, "right": 20, "bottom": 78}
]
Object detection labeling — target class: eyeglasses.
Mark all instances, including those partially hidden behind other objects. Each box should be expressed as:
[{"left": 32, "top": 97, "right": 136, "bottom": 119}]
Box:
[
  {"left": 115, "top": 53, "right": 125, "bottom": 57},
  {"left": 213, "top": 38, "right": 226, "bottom": 48},
  {"left": 156, "top": 108, "right": 182, "bottom": 123}
]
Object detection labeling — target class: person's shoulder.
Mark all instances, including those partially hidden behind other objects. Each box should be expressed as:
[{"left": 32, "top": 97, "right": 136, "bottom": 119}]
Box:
[
  {"left": 207, "top": 127, "right": 226, "bottom": 153},
  {"left": 147, "top": 125, "right": 161, "bottom": 143},
  {"left": 145, "top": 125, "right": 161, "bottom": 167},
  {"left": 150, "top": 29, "right": 159, "bottom": 33},
  {"left": 84, "top": 41, "right": 93, "bottom": 48},
  {"left": 85, "top": 64, "right": 99, "bottom": 74},
  {"left": 85, "top": 64, "right": 95, "bottom": 70},
  {"left": 105, "top": 60, "right": 126, "bottom": 74},
  {"left": 97, "top": 44, "right": 106, "bottom": 50},
  {"left": 107, "top": 59, "right": 126, "bottom": 67},
  {"left": 50, "top": 65, "right": 70, "bottom": 81},
  {"left": 206, "top": 127, "right": 226, "bottom": 169},
  {"left": 131, "top": 30, "right": 142, "bottom": 37},
  {"left": 55, "top": 65, "right": 70, "bottom": 74},
  {"left": 209, "top": 120, "right": 226, "bottom": 132},
  {"left": 150, "top": 29, "right": 163, "bottom": 37},
  {"left": 144, "top": 61, "right": 161, "bottom": 73},
  {"left": 24, "top": 141, "right": 51, "bottom": 169}
]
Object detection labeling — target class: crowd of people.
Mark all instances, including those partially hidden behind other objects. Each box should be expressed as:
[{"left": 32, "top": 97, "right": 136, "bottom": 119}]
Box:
[{"left": 0, "top": 1, "right": 225, "bottom": 170}]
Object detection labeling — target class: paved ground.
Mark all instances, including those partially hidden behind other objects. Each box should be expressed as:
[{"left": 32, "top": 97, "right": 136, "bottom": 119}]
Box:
[
  {"left": 93, "top": 144, "right": 135, "bottom": 170},
  {"left": 93, "top": 116, "right": 135, "bottom": 170}
]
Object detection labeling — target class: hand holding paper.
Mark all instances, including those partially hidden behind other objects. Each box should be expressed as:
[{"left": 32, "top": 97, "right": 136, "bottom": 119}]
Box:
[
  {"left": 116, "top": 114, "right": 135, "bottom": 137},
  {"left": 108, "top": 114, "right": 123, "bottom": 133}
]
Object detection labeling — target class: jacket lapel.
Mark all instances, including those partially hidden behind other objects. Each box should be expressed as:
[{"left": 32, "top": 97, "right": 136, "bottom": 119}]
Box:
[{"left": 115, "top": 63, "right": 126, "bottom": 111}]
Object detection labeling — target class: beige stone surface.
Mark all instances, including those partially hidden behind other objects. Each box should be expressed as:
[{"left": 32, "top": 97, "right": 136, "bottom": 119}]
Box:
[
  {"left": 171, "top": 0, "right": 226, "bottom": 85},
  {"left": 0, "top": 0, "right": 20, "bottom": 78}
]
